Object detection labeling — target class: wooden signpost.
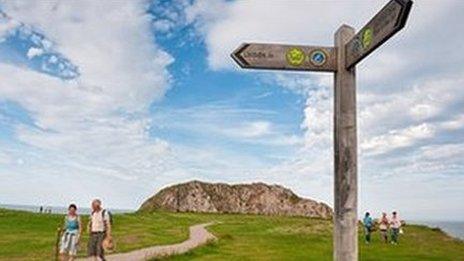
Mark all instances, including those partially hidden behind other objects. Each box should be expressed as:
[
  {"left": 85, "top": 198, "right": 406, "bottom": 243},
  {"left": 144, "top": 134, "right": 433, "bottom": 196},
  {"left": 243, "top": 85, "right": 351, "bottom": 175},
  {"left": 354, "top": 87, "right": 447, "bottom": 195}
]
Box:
[
  {"left": 232, "top": 43, "right": 337, "bottom": 72},
  {"left": 231, "top": 1, "right": 412, "bottom": 260},
  {"left": 345, "top": 0, "right": 413, "bottom": 68}
]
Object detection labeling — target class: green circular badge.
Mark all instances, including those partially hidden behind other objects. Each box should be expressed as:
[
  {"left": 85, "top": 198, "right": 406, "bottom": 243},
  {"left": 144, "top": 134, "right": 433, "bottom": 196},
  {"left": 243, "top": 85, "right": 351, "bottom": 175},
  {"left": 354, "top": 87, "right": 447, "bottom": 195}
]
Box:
[
  {"left": 286, "top": 47, "right": 305, "bottom": 66},
  {"left": 362, "top": 28, "right": 373, "bottom": 49}
]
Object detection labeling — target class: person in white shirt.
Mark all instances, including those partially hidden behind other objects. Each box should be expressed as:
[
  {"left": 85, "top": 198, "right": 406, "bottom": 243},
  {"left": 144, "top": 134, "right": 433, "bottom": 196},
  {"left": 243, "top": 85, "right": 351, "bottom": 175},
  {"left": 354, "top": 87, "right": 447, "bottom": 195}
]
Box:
[
  {"left": 87, "top": 199, "right": 111, "bottom": 261},
  {"left": 390, "top": 211, "right": 401, "bottom": 244}
]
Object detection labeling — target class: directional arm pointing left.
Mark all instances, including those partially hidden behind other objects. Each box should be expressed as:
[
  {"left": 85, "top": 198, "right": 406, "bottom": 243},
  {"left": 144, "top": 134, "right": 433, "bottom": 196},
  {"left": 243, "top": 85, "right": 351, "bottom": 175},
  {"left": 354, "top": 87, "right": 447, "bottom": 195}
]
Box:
[{"left": 232, "top": 43, "right": 337, "bottom": 72}]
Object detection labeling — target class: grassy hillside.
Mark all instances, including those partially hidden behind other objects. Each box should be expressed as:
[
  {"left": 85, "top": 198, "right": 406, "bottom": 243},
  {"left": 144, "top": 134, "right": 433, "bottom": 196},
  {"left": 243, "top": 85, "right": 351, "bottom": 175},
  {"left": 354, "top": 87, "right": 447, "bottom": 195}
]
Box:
[
  {"left": 1, "top": 208, "right": 463, "bottom": 260},
  {"left": 0, "top": 209, "right": 201, "bottom": 260},
  {"left": 165, "top": 215, "right": 464, "bottom": 261}
]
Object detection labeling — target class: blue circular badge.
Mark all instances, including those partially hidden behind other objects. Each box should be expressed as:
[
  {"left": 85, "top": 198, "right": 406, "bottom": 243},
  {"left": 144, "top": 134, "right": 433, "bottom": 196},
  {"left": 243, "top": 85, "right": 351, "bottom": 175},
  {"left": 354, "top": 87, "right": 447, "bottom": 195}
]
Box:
[{"left": 310, "top": 50, "right": 327, "bottom": 66}]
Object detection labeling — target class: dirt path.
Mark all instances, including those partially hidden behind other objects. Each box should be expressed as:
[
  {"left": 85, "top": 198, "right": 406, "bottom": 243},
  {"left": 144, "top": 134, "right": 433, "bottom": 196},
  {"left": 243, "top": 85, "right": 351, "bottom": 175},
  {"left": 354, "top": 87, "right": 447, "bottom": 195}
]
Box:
[{"left": 78, "top": 223, "right": 216, "bottom": 261}]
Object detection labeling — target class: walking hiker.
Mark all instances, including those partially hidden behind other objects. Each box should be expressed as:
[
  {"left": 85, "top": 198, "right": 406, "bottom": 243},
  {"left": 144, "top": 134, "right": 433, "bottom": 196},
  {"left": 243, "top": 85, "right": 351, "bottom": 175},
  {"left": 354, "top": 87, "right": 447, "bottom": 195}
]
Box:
[
  {"left": 379, "top": 212, "right": 389, "bottom": 243},
  {"left": 88, "top": 199, "right": 112, "bottom": 261},
  {"left": 59, "top": 204, "right": 82, "bottom": 261},
  {"left": 363, "top": 212, "right": 374, "bottom": 244},
  {"left": 390, "top": 211, "right": 401, "bottom": 244}
]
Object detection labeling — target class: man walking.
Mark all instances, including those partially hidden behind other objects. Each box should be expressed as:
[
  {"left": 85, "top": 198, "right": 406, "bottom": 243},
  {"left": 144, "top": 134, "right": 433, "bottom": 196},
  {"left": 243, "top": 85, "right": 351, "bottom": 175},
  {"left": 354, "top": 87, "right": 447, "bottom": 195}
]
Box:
[
  {"left": 390, "top": 211, "right": 401, "bottom": 244},
  {"left": 363, "top": 212, "right": 374, "bottom": 244},
  {"left": 88, "top": 199, "right": 111, "bottom": 261}
]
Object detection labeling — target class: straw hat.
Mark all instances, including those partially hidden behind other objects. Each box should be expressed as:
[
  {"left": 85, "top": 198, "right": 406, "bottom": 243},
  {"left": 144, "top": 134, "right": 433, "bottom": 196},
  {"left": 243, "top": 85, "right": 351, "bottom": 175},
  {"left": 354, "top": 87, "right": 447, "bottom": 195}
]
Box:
[{"left": 102, "top": 236, "right": 115, "bottom": 252}]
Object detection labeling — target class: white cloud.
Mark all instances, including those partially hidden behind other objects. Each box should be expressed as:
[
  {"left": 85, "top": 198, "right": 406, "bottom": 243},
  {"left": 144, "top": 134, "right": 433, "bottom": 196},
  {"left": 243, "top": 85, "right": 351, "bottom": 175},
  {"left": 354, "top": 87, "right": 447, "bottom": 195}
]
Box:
[
  {"left": 151, "top": 102, "right": 303, "bottom": 148},
  {"left": 152, "top": 19, "right": 175, "bottom": 33},
  {"left": 1, "top": 0, "right": 173, "bottom": 111},
  {"left": 360, "top": 172, "right": 464, "bottom": 221},
  {"left": 440, "top": 114, "right": 464, "bottom": 131},
  {"left": 420, "top": 143, "right": 464, "bottom": 162},
  {"left": 26, "top": 47, "right": 43, "bottom": 58},
  {"left": 0, "top": 14, "right": 18, "bottom": 42},
  {"left": 410, "top": 103, "right": 437, "bottom": 120},
  {"left": 361, "top": 123, "right": 436, "bottom": 155},
  {"left": 225, "top": 121, "right": 304, "bottom": 146},
  {"left": 0, "top": 1, "right": 178, "bottom": 207},
  {"left": 236, "top": 121, "right": 271, "bottom": 138},
  {"left": 0, "top": 150, "right": 13, "bottom": 165},
  {"left": 0, "top": 62, "right": 172, "bottom": 179}
]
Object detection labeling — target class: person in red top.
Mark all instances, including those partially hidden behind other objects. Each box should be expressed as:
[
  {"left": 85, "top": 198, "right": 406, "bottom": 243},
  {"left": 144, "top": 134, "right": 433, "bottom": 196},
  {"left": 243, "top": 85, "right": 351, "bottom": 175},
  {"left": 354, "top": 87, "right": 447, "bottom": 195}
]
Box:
[{"left": 378, "top": 212, "right": 389, "bottom": 243}]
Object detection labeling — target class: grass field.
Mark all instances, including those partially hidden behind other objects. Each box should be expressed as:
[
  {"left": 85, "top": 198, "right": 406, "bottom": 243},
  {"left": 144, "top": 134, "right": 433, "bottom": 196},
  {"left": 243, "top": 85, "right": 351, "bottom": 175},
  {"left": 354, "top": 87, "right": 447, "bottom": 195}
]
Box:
[
  {"left": 0, "top": 209, "right": 202, "bottom": 260},
  {"left": 165, "top": 215, "right": 464, "bottom": 261},
  {"left": 1, "top": 208, "right": 463, "bottom": 260}
]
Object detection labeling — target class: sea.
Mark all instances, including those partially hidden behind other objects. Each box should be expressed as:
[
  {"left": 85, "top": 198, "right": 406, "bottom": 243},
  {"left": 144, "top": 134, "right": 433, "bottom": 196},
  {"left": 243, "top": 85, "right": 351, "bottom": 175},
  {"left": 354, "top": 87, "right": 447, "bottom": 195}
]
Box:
[
  {"left": 1, "top": 204, "right": 463, "bottom": 241},
  {"left": 0, "top": 204, "right": 134, "bottom": 215},
  {"left": 410, "top": 220, "right": 464, "bottom": 241}
]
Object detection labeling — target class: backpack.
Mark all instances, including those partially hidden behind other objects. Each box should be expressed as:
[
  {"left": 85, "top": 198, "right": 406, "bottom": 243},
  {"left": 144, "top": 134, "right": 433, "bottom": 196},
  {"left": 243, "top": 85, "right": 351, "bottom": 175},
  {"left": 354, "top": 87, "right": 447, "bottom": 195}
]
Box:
[{"left": 102, "top": 209, "right": 113, "bottom": 227}]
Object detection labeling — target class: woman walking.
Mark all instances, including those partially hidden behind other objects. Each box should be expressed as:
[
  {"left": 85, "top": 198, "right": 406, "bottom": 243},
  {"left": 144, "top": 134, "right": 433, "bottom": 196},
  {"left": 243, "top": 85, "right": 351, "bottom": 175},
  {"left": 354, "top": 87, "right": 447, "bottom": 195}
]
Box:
[
  {"left": 379, "top": 212, "right": 389, "bottom": 243},
  {"left": 59, "top": 204, "right": 82, "bottom": 261}
]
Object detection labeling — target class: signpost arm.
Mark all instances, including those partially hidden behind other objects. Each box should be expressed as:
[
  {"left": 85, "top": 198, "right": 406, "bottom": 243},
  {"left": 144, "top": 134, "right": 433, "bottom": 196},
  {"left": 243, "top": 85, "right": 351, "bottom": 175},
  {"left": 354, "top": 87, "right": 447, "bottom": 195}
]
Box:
[{"left": 334, "top": 25, "right": 358, "bottom": 261}]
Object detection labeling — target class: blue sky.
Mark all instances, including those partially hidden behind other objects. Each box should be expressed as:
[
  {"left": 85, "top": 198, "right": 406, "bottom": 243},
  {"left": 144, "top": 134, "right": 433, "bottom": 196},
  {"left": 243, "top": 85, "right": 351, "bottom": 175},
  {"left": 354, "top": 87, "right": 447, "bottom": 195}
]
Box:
[{"left": 0, "top": 0, "right": 463, "bottom": 221}]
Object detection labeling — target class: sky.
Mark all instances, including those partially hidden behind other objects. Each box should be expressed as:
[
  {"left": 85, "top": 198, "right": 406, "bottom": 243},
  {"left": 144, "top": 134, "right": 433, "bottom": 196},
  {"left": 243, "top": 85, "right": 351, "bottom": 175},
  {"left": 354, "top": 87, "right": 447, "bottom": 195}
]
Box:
[{"left": 0, "top": 0, "right": 463, "bottom": 221}]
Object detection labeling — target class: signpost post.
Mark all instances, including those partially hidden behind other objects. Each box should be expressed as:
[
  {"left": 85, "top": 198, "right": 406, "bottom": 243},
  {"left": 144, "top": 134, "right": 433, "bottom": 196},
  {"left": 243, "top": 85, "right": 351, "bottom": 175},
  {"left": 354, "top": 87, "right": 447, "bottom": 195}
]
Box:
[{"left": 231, "top": 0, "right": 412, "bottom": 260}]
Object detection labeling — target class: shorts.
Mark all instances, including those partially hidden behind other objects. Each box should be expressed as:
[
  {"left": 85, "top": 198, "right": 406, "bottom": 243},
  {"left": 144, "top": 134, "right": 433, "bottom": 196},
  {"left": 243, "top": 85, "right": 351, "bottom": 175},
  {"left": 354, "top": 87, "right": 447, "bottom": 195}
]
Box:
[
  {"left": 380, "top": 229, "right": 388, "bottom": 236},
  {"left": 59, "top": 232, "right": 79, "bottom": 256},
  {"left": 88, "top": 232, "right": 106, "bottom": 258}
]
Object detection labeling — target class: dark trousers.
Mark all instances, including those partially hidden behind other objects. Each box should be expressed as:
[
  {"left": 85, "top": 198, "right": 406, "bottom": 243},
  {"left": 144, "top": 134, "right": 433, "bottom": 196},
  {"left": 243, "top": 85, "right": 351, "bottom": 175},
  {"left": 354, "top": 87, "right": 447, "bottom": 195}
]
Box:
[
  {"left": 88, "top": 232, "right": 106, "bottom": 260},
  {"left": 391, "top": 228, "right": 400, "bottom": 243},
  {"left": 364, "top": 226, "right": 372, "bottom": 242}
]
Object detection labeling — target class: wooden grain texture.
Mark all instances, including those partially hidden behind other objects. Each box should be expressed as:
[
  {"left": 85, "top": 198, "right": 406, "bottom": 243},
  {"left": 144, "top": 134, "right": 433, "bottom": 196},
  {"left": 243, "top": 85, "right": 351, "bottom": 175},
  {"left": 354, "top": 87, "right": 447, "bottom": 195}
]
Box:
[
  {"left": 231, "top": 43, "right": 336, "bottom": 72},
  {"left": 345, "top": 0, "right": 413, "bottom": 68},
  {"left": 334, "top": 25, "right": 358, "bottom": 261}
]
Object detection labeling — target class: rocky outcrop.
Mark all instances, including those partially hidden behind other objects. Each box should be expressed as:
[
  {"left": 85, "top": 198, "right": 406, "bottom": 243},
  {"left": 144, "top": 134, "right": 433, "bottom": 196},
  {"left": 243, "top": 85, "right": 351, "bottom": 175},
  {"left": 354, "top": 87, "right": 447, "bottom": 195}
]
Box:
[{"left": 139, "top": 180, "right": 332, "bottom": 219}]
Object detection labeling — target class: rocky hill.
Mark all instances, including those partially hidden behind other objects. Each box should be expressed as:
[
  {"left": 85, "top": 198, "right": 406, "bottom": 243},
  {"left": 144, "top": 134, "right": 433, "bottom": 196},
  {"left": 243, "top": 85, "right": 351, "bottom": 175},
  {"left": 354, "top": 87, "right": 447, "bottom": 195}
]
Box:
[{"left": 139, "top": 180, "right": 333, "bottom": 219}]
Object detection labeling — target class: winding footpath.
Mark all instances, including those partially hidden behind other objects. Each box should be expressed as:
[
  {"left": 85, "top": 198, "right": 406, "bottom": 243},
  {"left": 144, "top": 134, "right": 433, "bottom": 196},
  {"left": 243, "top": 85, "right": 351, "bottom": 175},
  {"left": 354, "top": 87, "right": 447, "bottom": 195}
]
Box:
[{"left": 78, "top": 223, "right": 216, "bottom": 261}]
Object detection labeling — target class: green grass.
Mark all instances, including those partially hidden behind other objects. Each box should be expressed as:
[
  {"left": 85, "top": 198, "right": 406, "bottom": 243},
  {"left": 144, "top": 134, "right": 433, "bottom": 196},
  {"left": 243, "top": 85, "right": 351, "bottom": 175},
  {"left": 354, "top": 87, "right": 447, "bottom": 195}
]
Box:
[
  {"left": 0, "top": 209, "right": 202, "bottom": 260},
  {"left": 1, "top": 208, "right": 463, "bottom": 260},
  {"left": 162, "top": 214, "right": 464, "bottom": 261}
]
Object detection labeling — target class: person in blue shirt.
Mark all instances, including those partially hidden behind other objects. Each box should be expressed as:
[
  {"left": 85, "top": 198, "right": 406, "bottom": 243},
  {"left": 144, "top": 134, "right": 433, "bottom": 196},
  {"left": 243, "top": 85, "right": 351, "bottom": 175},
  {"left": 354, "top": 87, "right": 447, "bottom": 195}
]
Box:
[
  {"left": 363, "top": 212, "right": 374, "bottom": 244},
  {"left": 59, "top": 204, "right": 82, "bottom": 261}
]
